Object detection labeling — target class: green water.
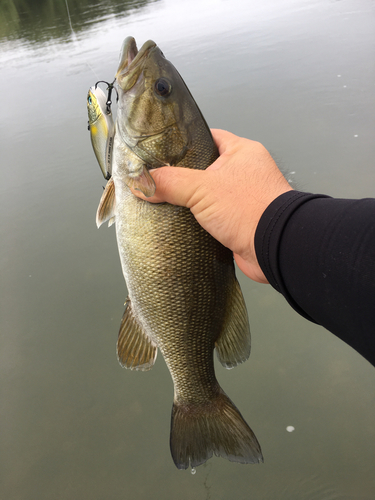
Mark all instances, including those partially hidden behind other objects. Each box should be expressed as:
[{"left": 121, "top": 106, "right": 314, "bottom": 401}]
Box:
[{"left": 1, "top": 0, "right": 374, "bottom": 498}]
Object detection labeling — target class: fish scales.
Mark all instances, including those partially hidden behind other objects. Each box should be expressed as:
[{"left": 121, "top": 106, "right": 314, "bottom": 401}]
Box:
[
  {"left": 94, "top": 36, "right": 263, "bottom": 469},
  {"left": 117, "top": 195, "right": 230, "bottom": 403}
]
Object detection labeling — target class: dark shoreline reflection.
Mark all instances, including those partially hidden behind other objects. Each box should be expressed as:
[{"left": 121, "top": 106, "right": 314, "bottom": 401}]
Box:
[{"left": 0, "top": 0, "right": 158, "bottom": 45}]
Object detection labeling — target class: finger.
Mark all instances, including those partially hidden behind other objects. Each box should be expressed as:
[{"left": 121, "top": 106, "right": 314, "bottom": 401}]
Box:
[{"left": 131, "top": 166, "right": 205, "bottom": 207}]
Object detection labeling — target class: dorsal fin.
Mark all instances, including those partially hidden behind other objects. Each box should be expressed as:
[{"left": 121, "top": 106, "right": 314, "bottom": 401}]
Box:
[
  {"left": 117, "top": 298, "right": 157, "bottom": 371},
  {"left": 215, "top": 277, "right": 251, "bottom": 368},
  {"left": 96, "top": 177, "right": 116, "bottom": 228}
]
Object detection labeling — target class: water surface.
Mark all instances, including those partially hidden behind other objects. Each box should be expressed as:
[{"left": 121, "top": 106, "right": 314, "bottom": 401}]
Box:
[{"left": 1, "top": 0, "right": 374, "bottom": 498}]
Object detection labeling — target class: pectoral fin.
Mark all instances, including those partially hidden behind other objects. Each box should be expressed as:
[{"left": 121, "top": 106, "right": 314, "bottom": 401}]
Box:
[
  {"left": 126, "top": 165, "right": 156, "bottom": 197},
  {"left": 96, "top": 177, "right": 116, "bottom": 228},
  {"left": 215, "top": 277, "right": 251, "bottom": 368},
  {"left": 117, "top": 298, "right": 157, "bottom": 371}
]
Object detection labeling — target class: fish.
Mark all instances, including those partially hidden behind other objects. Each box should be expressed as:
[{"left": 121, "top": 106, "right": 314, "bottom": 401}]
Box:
[
  {"left": 87, "top": 85, "right": 115, "bottom": 179},
  {"left": 95, "top": 36, "right": 263, "bottom": 469}
]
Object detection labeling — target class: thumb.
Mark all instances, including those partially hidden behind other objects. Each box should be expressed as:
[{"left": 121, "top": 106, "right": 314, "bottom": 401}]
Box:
[{"left": 131, "top": 166, "right": 205, "bottom": 207}]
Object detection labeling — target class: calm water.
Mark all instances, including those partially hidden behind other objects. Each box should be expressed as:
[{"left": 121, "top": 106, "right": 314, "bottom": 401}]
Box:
[{"left": 1, "top": 0, "right": 375, "bottom": 498}]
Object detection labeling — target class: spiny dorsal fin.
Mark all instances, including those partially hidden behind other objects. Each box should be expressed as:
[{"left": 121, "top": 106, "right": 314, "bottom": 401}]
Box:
[
  {"left": 96, "top": 177, "right": 116, "bottom": 228},
  {"left": 117, "top": 298, "right": 157, "bottom": 371},
  {"left": 215, "top": 277, "right": 251, "bottom": 368}
]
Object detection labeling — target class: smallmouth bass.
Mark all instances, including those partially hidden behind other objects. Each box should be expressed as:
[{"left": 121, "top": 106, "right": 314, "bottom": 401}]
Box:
[{"left": 95, "top": 36, "right": 263, "bottom": 469}]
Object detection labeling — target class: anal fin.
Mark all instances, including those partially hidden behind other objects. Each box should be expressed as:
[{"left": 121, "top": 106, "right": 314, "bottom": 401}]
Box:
[{"left": 117, "top": 298, "right": 157, "bottom": 371}]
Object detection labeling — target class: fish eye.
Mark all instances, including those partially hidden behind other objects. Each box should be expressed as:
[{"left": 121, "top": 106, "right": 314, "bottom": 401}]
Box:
[{"left": 154, "top": 78, "right": 172, "bottom": 97}]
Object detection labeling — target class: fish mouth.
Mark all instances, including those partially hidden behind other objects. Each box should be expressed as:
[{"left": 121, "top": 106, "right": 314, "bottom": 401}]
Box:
[{"left": 116, "top": 37, "right": 156, "bottom": 91}]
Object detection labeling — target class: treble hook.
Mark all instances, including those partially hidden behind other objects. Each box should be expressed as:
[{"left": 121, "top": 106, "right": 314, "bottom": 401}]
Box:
[{"left": 95, "top": 78, "right": 119, "bottom": 114}]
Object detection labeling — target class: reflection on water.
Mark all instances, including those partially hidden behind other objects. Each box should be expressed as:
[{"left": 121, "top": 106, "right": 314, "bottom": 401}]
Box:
[
  {"left": 0, "top": 0, "right": 157, "bottom": 44},
  {"left": 1, "top": 0, "right": 374, "bottom": 498}
]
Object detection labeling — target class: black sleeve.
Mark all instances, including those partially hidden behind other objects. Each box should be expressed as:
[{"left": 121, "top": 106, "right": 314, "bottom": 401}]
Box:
[{"left": 254, "top": 191, "right": 375, "bottom": 366}]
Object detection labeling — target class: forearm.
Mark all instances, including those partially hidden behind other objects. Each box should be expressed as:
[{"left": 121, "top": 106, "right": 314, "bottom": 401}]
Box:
[{"left": 255, "top": 191, "right": 375, "bottom": 366}]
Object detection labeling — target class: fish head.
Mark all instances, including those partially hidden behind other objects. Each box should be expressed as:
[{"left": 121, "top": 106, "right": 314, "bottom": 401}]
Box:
[{"left": 115, "top": 37, "right": 196, "bottom": 167}]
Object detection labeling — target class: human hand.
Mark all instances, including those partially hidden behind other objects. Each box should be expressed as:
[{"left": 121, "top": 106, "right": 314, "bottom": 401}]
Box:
[{"left": 131, "top": 129, "right": 293, "bottom": 283}]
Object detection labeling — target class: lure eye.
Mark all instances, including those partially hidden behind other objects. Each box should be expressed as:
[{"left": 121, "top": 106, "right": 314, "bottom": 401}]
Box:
[
  {"left": 154, "top": 78, "right": 172, "bottom": 97},
  {"left": 88, "top": 95, "right": 92, "bottom": 105}
]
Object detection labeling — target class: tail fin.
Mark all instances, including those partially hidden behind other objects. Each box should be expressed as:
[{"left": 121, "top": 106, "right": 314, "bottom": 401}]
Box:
[{"left": 170, "top": 390, "right": 263, "bottom": 470}]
